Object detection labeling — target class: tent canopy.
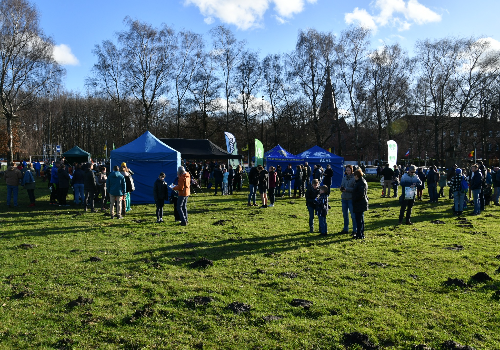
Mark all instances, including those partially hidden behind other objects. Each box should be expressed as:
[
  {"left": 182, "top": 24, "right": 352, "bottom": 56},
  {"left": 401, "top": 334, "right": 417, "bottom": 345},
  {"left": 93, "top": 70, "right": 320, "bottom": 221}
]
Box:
[
  {"left": 265, "top": 145, "right": 304, "bottom": 187},
  {"left": 296, "top": 146, "right": 344, "bottom": 188},
  {"left": 62, "top": 146, "right": 91, "bottom": 164},
  {"left": 111, "top": 131, "right": 181, "bottom": 204},
  {"left": 160, "top": 138, "right": 242, "bottom": 160}
]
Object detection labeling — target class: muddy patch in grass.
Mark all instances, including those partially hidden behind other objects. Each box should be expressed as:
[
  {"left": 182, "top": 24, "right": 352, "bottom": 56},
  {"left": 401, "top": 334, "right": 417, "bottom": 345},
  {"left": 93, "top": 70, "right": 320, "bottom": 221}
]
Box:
[
  {"left": 18, "top": 243, "right": 37, "bottom": 249},
  {"left": 213, "top": 220, "right": 228, "bottom": 226},
  {"left": 290, "top": 299, "right": 313, "bottom": 309},
  {"left": 342, "top": 332, "right": 379, "bottom": 350},
  {"left": 189, "top": 257, "right": 213, "bottom": 268},
  {"left": 125, "top": 304, "right": 154, "bottom": 324},
  {"left": 441, "top": 340, "right": 476, "bottom": 350},
  {"left": 262, "top": 315, "right": 283, "bottom": 322},
  {"left": 89, "top": 256, "right": 102, "bottom": 262},
  {"left": 444, "top": 244, "right": 463, "bottom": 251},
  {"left": 469, "top": 272, "right": 492, "bottom": 283},
  {"left": 431, "top": 219, "right": 445, "bottom": 224},
  {"left": 278, "top": 272, "right": 298, "bottom": 278},
  {"left": 185, "top": 296, "right": 214, "bottom": 307},
  {"left": 227, "top": 302, "right": 251, "bottom": 314},
  {"left": 367, "top": 262, "right": 390, "bottom": 268},
  {"left": 67, "top": 296, "right": 93, "bottom": 308},
  {"left": 443, "top": 278, "right": 468, "bottom": 288}
]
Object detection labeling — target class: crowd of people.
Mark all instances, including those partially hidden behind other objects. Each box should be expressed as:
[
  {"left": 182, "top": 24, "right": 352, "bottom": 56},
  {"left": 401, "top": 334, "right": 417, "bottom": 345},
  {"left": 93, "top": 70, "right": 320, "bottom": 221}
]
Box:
[{"left": 5, "top": 157, "right": 500, "bottom": 239}]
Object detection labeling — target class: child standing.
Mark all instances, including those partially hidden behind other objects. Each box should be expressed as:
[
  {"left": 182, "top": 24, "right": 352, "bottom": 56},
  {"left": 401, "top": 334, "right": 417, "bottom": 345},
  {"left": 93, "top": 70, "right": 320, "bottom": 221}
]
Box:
[
  {"left": 315, "top": 185, "right": 329, "bottom": 236},
  {"left": 222, "top": 168, "right": 229, "bottom": 195},
  {"left": 153, "top": 172, "right": 167, "bottom": 223},
  {"left": 305, "top": 179, "right": 320, "bottom": 233}
]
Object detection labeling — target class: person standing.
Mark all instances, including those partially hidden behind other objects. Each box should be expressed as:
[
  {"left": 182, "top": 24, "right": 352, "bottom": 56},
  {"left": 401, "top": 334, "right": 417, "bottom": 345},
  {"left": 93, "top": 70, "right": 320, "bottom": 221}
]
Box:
[
  {"left": 352, "top": 169, "right": 369, "bottom": 239},
  {"left": 49, "top": 162, "right": 59, "bottom": 205},
  {"left": 5, "top": 162, "right": 22, "bottom": 208},
  {"left": 426, "top": 165, "right": 439, "bottom": 203},
  {"left": 97, "top": 166, "right": 108, "bottom": 210},
  {"left": 120, "top": 163, "right": 135, "bottom": 213},
  {"left": 58, "top": 163, "right": 71, "bottom": 207},
  {"left": 268, "top": 166, "right": 277, "bottom": 207},
  {"left": 381, "top": 163, "right": 394, "bottom": 197},
  {"left": 392, "top": 165, "right": 401, "bottom": 198},
  {"left": 450, "top": 168, "right": 467, "bottom": 216},
  {"left": 173, "top": 166, "right": 191, "bottom": 226},
  {"left": 303, "top": 162, "right": 312, "bottom": 190},
  {"left": 305, "top": 179, "right": 320, "bottom": 233},
  {"left": 213, "top": 164, "right": 223, "bottom": 195},
  {"left": 282, "top": 164, "right": 294, "bottom": 198},
  {"left": 399, "top": 165, "right": 422, "bottom": 225},
  {"left": 293, "top": 165, "right": 303, "bottom": 198},
  {"left": 234, "top": 165, "right": 242, "bottom": 191},
  {"left": 106, "top": 165, "right": 126, "bottom": 219},
  {"left": 153, "top": 172, "right": 167, "bottom": 223},
  {"left": 22, "top": 163, "right": 36, "bottom": 207},
  {"left": 247, "top": 165, "right": 259, "bottom": 206},
  {"left": 493, "top": 166, "right": 500, "bottom": 206},
  {"left": 339, "top": 165, "right": 357, "bottom": 235},
  {"left": 72, "top": 164, "right": 85, "bottom": 205},
  {"left": 275, "top": 165, "right": 283, "bottom": 197},
  {"left": 34, "top": 160, "right": 41, "bottom": 177},
  {"left": 469, "top": 164, "right": 483, "bottom": 215},
  {"left": 222, "top": 168, "right": 229, "bottom": 195},
  {"left": 84, "top": 163, "right": 98, "bottom": 212},
  {"left": 315, "top": 185, "right": 330, "bottom": 236},
  {"left": 227, "top": 165, "right": 235, "bottom": 195},
  {"left": 258, "top": 165, "right": 268, "bottom": 208},
  {"left": 438, "top": 169, "right": 447, "bottom": 198},
  {"left": 323, "top": 164, "right": 334, "bottom": 189},
  {"left": 416, "top": 167, "right": 426, "bottom": 201}
]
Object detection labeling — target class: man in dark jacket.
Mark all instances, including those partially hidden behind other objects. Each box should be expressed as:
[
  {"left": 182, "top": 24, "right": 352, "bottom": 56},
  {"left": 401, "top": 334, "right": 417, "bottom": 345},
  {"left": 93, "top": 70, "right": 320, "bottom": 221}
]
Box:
[
  {"left": 84, "top": 163, "right": 98, "bottom": 213},
  {"left": 305, "top": 179, "right": 320, "bottom": 233},
  {"left": 282, "top": 164, "right": 294, "bottom": 198},
  {"left": 381, "top": 163, "right": 394, "bottom": 197},
  {"left": 469, "top": 164, "right": 482, "bottom": 215},
  {"left": 247, "top": 166, "right": 259, "bottom": 206},
  {"left": 58, "top": 164, "right": 71, "bottom": 206},
  {"left": 303, "top": 162, "right": 312, "bottom": 190},
  {"left": 49, "top": 162, "right": 60, "bottom": 205},
  {"left": 213, "top": 164, "right": 223, "bottom": 195},
  {"left": 153, "top": 172, "right": 167, "bottom": 223},
  {"left": 426, "top": 166, "right": 439, "bottom": 203},
  {"left": 447, "top": 164, "right": 458, "bottom": 199}
]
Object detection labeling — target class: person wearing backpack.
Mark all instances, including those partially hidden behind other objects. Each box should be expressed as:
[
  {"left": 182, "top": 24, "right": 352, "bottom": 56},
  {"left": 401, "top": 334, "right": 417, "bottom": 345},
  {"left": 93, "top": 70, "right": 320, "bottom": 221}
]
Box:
[{"left": 450, "top": 168, "right": 467, "bottom": 216}]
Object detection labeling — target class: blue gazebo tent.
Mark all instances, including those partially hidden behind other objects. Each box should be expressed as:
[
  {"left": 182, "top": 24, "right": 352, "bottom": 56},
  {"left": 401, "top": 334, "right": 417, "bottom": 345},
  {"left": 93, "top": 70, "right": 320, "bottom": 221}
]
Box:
[
  {"left": 265, "top": 145, "right": 304, "bottom": 187},
  {"left": 296, "top": 146, "right": 344, "bottom": 188},
  {"left": 110, "top": 131, "right": 181, "bottom": 204}
]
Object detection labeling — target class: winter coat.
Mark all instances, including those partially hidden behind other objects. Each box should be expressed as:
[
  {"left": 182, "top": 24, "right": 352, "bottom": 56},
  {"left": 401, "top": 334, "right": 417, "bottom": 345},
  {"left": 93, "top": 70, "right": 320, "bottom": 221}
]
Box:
[
  {"left": 153, "top": 178, "right": 167, "bottom": 202},
  {"left": 173, "top": 172, "right": 191, "bottom": 197},
  {"left": 213, "top": 168, "right": 223, "bottom": 182},
  {"left": 340, "top": 174, "right": 356, "bottom": 200},
  {"left": 97, "top": 172, "right": 107, "bottom": 189},
  {"left": 258, "top": 169, "right": 269, "bottom": 190},
  {"left": 22, "top": 169, "right": 36, "bottom": 190},
  {"left": 417, "top": 171, "right": 426, "bottom": 190},
  {"left": 305, "top": 186, "right": 319, "bottom": 207},
  {"left": 381, "top": 166, "right": 394, "bottom": 179},
  {"left": 438, "top": 173, "right": 447, "bottom": 187},
  {"left": 303, "top": 165, "right": 311, "bottom": 180},
  {"left": 5, "top": 166, "right": 22, "bottom": 186},
  {"left": 84, "top": 169, "right": 98, "bottom": 192},
  {"left": 106, "top": 171, "right": 126, "bottom": 196},
  {"left": 120, "top": 170, "right": 135, "bottom": 193},
  {"left": 268, "top": 171, "right": 277, "bottom": 188},
  {"left": 352, "top": 177, "right": 369, "bottom": 213},
  {"left": 314, "top": 193, "right": 329, "bottom": 217},
  {"left": 72, "top": 169, "right": 85, "bottom": 185},
  {"left": 58, "top": 167, "right": 71, "bottom": 189},
  {"left": 426, "top": 169, "right": 438, "bottom": 185},
  {"left": 248, "top": 167, "right": 259, "bottom": 186},
  {"left": 469, "top": 170, "right": 482, "bottom": 190},
  {"left": 450, "top": 174, "right": 466, "bottom": 193},
  {"left": 50, "top": 166, "right": 59, "bottom": 184},
  {"left": 283, "top": 167, "right": 294, "bottom": 181},
  {"left": 294, "top": 168, "right": 303, "bottom": 182},
  {"left": 400, "top": 173, "right": 422, "bottom": 200}
]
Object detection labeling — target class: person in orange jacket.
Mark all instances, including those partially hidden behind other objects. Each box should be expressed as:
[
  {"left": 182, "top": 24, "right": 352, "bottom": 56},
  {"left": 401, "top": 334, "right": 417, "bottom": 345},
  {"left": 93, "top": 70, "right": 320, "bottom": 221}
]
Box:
[{"left": 173, "top": 166, "right": 191, "bottom": 226}]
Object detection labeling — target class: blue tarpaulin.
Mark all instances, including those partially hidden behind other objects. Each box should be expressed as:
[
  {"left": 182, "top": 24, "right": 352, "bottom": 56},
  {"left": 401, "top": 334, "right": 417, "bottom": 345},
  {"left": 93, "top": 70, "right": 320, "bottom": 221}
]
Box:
[
  {"left": 110, "top": 131, "right": 181, "bottom": 204},
  {"left": 265, "top": 145, "right": 304, "bottom": 188},
  {"left": 296, "top": 146, "right": 344, "bottom": 188}
]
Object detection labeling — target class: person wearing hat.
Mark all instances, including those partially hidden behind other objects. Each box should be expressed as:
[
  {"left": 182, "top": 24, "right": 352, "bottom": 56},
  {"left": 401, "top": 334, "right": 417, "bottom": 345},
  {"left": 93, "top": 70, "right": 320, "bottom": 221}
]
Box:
[
  {"left": 398, "top": 165, "right": 422, "bottom": 225},
  {"left": 450, "top": 168, "right": 467, "bottom": 215}
]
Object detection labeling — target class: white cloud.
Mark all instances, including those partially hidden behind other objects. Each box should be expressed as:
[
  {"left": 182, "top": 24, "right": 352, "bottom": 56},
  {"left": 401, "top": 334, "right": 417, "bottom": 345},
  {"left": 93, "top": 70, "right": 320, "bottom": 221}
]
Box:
[
  {"left": 184, "top": 0, "right": 316, "bottom": 30},
  {"left": 345, "top": 0, "right": 441, "bottom": 33},
  {"left": 478, "top": 37, "right": 500, "bottom": 52},
  {"left": 345, "top": 7, "right": 378, "bottom": 32},
  {"left": 53, "top": 44, "right": 79, "bottom": 66},
  {"left": 274, "top": 15, "right": 287, "bottom": 25}
]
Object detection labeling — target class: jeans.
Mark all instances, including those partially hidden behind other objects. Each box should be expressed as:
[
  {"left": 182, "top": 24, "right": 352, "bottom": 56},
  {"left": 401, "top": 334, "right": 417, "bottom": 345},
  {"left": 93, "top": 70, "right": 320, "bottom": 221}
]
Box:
[
  {"left": 85, "top": 190, "right": 95, "bottom": 211},
  {"left": 223, "top": 182, "right": 228, "bottom": 195},
  {"left": 248, "top": 184, "right": 256, "bottom": 204},
  {"left": 307, "top": 205, "right": 315, "bottom": 232},
  {"left": 354, "top": 211, "right": 365, "bottom": 238},
  {"left": 428, "top": 184, "right": 437, "bottom": 202},
  {"left": 284, "top": 180, "right": 292, "bottom": 197},
  {"left": 177, "top": 196, "right": 188, "bottom": 224},
  {"left": 453, "top": 191, "right": 465, "bottom": 213},
  {"left": 495, "top": 186, "right": 500, "bottom": 204},
  {"left": 341, "top": 199, "right": 357, "bottom": 233},
  {"left": 268, "top": 188, "right": 275, "bottom": 205},
  {"left": 472, "top": 189, "right": 481, "bottom": 214},
  {"left": 7, "top": 185, "right": 19, "bottom": 206},
  {"left": 155, "top": 201, "right": 164, "bottom": 221},
  {"left": 399, "top": 199, "right": 415, "bottom": 222},
  {"left": 318, "top": 215, "right": 327, "bottom": 234},
  {"left": 393, "top": 185, "right": 399, "bottom": 197},
  {"left": 73, "top": 184, "right": 84, "bottom": 204}
]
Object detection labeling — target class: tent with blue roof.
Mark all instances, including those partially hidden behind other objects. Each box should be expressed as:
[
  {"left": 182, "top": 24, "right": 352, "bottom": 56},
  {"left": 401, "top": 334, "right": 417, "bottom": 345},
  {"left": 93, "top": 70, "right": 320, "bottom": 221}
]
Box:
[
  {"left": 296, "top": 146, "right": 344, "bottom": 188},
  {"left": 265, "top": 145, "right": 304, "bottom": 187},
  {"left": 110, "top": 131, "right": 181, "bottom": 204}
]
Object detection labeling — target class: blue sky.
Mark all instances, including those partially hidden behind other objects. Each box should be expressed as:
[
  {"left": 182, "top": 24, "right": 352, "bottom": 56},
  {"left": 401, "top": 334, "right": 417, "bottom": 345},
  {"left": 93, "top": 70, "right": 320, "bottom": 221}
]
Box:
[{"left": 34, "top": 0, "right": 500, "bottom": 92}]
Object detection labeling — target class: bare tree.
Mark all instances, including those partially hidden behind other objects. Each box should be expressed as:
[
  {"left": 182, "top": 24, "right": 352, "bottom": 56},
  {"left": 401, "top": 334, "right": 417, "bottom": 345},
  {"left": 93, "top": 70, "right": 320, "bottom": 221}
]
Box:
[
  {"left": 173, "top": 30, "right": 203, "bottom": 137},
  {"left": 210, "top": 25, "right": 246, "bottom": 130},
  {"left": 262, "top": 53, "right": 285, "bottom": 145},
  {"left": 119, "top": 17, "right": 177, "bottom": 131},
  {"left": 0, "top": 0, "right": 63, "bottom": 163},
  {"left": 335, "top": 26, "right": 371, "bottom": 161}
]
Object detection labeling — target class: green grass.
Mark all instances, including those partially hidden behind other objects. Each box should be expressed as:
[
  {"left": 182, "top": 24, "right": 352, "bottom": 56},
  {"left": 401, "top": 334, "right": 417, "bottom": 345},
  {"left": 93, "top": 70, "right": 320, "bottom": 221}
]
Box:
[{"left": 1, "top": 179, "right": 500, "bottom": 349}]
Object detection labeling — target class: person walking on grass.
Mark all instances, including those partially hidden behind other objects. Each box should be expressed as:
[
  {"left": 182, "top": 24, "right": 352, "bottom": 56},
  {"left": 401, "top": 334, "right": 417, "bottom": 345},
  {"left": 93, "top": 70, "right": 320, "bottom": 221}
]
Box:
[
  {"left": 306, "top": 179, "right": 320, "bottom": 233},
  {"left": 173, "top": 166, "right": 190, "bottom": 226},
  {"left": 352, "top": 169, "right": 368, "bottom": 239},
  {"left": 107, "top": 165, "right": 126, "bottom": 219},
  {"left": 315, "top": 185, "right": 330, "bottom": 236},
  {"left": 399, "top": 165, "right": 422, "bottom": 225},
  {"left": 5, "top": 162, "right": 22, "bottom": 208},
  {"left": 153, "top": 172, "right": 167, "bottom": 223}
]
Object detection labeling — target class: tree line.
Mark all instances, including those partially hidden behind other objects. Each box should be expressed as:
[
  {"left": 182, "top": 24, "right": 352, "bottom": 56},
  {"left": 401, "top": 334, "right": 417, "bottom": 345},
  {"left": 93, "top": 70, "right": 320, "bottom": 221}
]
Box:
[{"left": 2, "top": 0, "right": 500, "bottom": 165}]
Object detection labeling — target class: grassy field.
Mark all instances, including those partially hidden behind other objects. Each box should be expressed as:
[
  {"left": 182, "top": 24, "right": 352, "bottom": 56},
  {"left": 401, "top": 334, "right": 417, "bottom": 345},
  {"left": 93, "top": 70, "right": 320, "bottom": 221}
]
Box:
[{"left": 1, "top": 178, "right": 499, "bottom": 349}]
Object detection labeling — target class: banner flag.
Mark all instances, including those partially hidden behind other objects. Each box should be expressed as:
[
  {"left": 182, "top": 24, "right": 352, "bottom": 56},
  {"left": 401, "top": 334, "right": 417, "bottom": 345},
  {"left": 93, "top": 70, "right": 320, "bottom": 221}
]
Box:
[
  {"left": 387, "top": 140, "right": 398, "bottom": 168},
  {"left": 224, "top": 132, "right": 240, "bottom": 168},
  {"left": 255, "top": 139, "right": 264, "bottom": 166},
  {"left": 468, "top": 150, "right": 474, "bottom": 157},
  {"left": 404, "top": 149, "right": 410, "bottom": 157},
  {"left": 241, "top": 144, "right": 248, "bottom": 152}
]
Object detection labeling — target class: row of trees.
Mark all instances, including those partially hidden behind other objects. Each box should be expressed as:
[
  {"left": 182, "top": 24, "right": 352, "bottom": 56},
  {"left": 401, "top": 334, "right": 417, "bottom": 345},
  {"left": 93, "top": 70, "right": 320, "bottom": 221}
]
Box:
[{"left": 2, "top": 0, "right": 500, "bottom": 164}]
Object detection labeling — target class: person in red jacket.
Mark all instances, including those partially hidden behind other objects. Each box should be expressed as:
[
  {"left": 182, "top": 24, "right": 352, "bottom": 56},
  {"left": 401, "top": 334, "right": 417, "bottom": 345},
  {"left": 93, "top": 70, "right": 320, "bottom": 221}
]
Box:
[{"left": 173, "top": 166, "right": 191, "bottom": 226}]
